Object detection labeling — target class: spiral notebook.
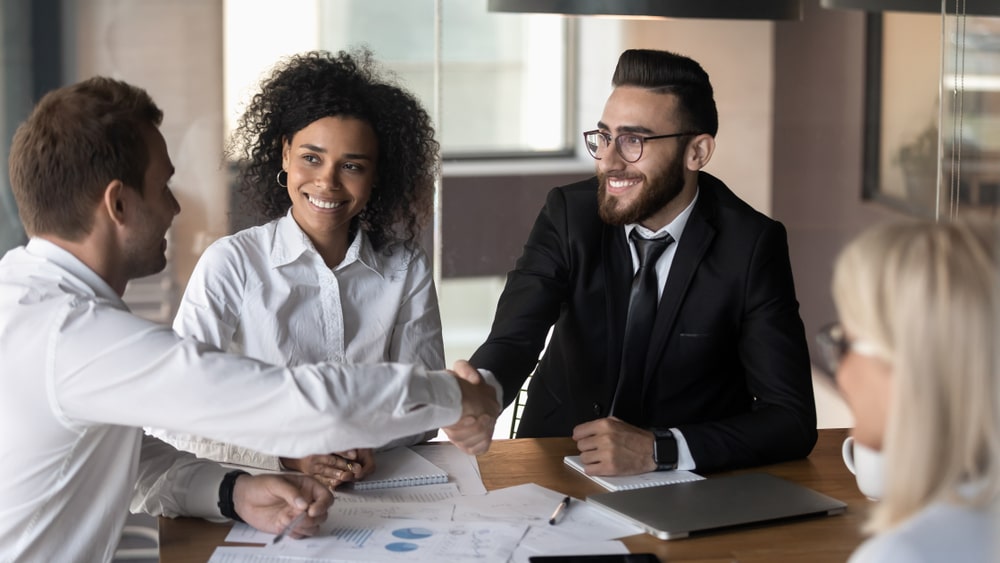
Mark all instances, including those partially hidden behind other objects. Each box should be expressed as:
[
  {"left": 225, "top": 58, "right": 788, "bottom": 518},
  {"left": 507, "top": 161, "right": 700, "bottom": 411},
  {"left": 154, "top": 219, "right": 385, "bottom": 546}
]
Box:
[
  {"left": 351, "top": 447, "right": 450, "bottom": 490},
  {"left": 563, "top": 455, "right": 704, "bottom": 492}
]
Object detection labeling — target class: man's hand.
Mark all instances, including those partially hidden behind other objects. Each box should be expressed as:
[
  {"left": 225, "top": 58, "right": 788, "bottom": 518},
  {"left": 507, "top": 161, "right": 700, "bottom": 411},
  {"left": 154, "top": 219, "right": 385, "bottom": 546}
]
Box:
[
  {"left": 280, "top": 449, "right": 376, "bottom": 490},
  {"left": 442, "top": 360, "right": 500, "bottom": 455},
  {"left": 572, "top": 416, "right": 656, "bottom": 476},
  {"left": 232, "top": 473, "right": 333, "bottom": 540}
]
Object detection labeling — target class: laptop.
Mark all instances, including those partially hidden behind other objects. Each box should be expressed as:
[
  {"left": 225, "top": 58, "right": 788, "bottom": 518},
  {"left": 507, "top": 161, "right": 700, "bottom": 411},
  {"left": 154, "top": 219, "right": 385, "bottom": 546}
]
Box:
[{"left": 586, "top": 472, "right": 847, "bottom": 540}]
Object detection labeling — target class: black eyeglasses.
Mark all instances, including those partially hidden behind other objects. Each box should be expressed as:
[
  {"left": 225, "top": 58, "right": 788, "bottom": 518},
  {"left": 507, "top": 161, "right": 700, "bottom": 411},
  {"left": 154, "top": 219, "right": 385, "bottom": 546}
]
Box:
[
  {"left": 583, "top": 130, "right": 699, "bottom": 163},
  {"left": 814, "top": 322, "right": 883, "bottom": 379}
]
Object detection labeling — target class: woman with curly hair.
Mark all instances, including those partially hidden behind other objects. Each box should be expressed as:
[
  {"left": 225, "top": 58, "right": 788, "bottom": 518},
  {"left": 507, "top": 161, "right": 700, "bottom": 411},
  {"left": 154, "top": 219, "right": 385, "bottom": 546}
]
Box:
[{"left": 150, "top": 49, "right": 444, "bottom": 489}]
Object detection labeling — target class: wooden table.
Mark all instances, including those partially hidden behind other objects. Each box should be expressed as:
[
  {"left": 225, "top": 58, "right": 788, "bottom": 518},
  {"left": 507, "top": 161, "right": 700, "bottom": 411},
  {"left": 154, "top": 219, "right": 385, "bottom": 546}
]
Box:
[{"left": 160, "top": 428, "right": 867, "bottom": 562}]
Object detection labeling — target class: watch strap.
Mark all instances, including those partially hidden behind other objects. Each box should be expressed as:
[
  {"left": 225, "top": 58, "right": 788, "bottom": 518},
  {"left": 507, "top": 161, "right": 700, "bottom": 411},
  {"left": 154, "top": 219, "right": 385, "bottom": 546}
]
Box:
[{"left": 218, "top": 469, "right": 249, "bottom": 522}]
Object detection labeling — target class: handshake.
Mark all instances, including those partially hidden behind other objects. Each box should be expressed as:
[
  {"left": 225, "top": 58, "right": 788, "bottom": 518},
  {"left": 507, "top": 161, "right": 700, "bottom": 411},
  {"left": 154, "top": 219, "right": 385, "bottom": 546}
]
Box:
[{"left": 441, "top": 359, "right": 502, "bottom": 456}]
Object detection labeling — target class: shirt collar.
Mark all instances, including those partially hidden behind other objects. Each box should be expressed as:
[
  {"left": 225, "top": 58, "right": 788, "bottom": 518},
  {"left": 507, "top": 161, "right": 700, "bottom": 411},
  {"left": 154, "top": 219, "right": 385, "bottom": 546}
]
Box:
[
  {"left": 625, "top": 186, "right": 700, "bottom": 243},
  {"left": 271, "top": 211, "right": 313, "bottom": 267},
  {"left": 351, "top": 230, "right": 385, "bottom": 279},
  {"left": 25, "top": 237, "right": 125, "bottom": 305},
  {"left": 271, "top": 211, "right": 383, "bottom": 277}
]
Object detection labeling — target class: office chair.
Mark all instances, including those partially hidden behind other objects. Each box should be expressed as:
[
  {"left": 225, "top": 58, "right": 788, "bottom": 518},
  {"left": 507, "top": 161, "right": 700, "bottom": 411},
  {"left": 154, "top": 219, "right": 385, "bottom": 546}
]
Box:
[
  {"left": 114, "top": 516, "right": 159, "bottom": 561},
  {"left": 508, "top": 375, "right": 531, "bottom": 438}
]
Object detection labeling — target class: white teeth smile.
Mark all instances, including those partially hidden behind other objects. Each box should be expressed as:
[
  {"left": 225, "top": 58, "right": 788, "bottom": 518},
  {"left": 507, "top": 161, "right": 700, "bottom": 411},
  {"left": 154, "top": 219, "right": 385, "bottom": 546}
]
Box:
[
  {"left": 307, "top": 195, "right": 344, "bottom": 209},
  {"left": 608, "top": 178, "right": 640, "bottom": 189}
]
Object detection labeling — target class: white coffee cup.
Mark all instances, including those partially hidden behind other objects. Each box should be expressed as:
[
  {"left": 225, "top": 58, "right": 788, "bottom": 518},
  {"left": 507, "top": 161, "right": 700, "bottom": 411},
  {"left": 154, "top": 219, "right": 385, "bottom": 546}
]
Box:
[{"left": 842, "top": 436, "right": 885, "bottom": 500}]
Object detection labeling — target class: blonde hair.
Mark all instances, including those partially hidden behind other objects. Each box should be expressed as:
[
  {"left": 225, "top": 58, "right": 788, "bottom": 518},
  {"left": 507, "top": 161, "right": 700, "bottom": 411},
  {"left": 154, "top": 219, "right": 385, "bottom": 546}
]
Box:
[{"left": 832, "top": 219, "right": 1000, "bottom": 533}]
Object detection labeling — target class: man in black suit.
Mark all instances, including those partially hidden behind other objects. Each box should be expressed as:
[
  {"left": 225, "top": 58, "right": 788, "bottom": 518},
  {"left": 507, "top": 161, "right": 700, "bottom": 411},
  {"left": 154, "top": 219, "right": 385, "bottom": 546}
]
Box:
[{"left": 470, "top": 49, "right": 816, "bottom": 476}]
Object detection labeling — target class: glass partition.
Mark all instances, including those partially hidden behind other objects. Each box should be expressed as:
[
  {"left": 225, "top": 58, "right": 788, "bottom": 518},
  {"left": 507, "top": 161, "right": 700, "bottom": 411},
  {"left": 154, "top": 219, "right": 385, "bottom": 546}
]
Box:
[
  {"left": 864, "top": 8, "right": 1000, "bottom": 219},
  {"left": 939, "top": 13, "right": 1000, "bottom": 218}
]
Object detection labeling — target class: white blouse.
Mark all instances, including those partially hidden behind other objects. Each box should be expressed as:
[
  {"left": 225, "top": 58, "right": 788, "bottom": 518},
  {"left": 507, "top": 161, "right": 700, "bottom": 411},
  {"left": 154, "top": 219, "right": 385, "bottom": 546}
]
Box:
[
  {"left": 152, "top": 213, "right": 445, "bottom": 469},
  {"left": 850, "top": 492, "right": 998, "bottom": 562}
]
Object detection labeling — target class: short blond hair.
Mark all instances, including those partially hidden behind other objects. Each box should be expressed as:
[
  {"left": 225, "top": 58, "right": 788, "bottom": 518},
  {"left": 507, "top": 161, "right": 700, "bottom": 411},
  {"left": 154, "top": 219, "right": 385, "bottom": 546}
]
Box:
[{"left": 832, "top": 219, "right": 1000, "bottom": 532}]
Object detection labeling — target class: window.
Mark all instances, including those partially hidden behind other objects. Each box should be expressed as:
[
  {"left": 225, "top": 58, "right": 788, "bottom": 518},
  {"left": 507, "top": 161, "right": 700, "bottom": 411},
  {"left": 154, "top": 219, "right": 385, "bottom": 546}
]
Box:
[
  {"left": 224, "top": 0, "right": 574, "bottom": 159},
  {"left": 0, "top": 0, "right": 52, "bottom": 254}
]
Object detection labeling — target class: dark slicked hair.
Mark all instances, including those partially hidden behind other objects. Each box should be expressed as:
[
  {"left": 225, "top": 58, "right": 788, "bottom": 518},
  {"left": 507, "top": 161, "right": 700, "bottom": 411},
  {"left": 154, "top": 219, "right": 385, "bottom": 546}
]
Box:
[
  {"left": 228, "top": 48, "right": 439, "bottom": 252},
  {"left": 612, "top": 49, "right": 719, "bottom": 137},
  {"left": 8, "top": 77, "right": 163, "bottom": 239}
]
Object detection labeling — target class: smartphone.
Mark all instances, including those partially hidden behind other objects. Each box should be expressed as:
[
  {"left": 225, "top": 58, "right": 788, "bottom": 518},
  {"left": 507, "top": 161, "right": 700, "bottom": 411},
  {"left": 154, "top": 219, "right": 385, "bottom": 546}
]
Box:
[{"left": 528, "top": 555, "right": 660, "bottom": 563}]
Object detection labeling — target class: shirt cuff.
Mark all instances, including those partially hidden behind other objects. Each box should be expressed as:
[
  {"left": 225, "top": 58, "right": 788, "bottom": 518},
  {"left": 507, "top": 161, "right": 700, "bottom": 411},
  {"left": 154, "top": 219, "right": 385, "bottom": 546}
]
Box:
[
  {"left": 186, "top": 462, "right": 234, "bottom": 522},
  {"left": 671, "top": 428, "right": 696, "bottom": 471},
  {"left": 475, "top": 369, "right": 505, "bottom": 407},
  {"left": 422, "top": 369, "right": 465, "bottom": 426}
]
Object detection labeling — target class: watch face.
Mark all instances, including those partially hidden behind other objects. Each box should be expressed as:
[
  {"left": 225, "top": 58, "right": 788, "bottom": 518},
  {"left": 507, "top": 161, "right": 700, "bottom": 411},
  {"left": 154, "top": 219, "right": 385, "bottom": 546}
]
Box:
[{"left": 655, "top": 435, "right": 678, "bottom": 467}]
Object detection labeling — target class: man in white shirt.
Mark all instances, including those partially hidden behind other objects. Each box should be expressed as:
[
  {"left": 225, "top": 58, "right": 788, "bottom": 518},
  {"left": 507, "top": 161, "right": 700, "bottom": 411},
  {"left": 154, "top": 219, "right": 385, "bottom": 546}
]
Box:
[{"left": 0, "top": 76, "right": 499, "bottom": 561}]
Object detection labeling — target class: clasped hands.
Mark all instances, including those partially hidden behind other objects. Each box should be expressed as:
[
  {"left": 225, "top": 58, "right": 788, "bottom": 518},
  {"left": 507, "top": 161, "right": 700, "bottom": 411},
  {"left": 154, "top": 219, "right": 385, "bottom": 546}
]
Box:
[
  {"left": 280, "top": 448, "right": 376, "bottom": 490},
  {"left": 572, "top": 416, "right": 657, "bottom": 476}
]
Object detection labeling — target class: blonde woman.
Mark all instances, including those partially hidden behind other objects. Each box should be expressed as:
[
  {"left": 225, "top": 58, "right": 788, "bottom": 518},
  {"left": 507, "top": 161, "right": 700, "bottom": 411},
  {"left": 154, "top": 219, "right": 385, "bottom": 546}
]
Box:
[{"left": 817, "top": 219, "right": 1000, "bottom": 561}]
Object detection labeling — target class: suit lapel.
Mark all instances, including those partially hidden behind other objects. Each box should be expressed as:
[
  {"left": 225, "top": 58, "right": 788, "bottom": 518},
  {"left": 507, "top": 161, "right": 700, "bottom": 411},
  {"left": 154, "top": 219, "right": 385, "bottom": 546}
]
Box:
[{"left": 642, "top": 186, "right": 717, "bottom": 390}]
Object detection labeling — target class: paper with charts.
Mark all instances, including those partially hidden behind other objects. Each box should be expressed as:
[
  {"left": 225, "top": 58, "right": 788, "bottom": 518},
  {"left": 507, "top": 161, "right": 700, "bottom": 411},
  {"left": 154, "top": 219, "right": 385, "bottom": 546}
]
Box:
[
  {"left": 212, "top": 517, "right": 527, "bottom": 562},
  {"left": 216, "top": 463, "right": 637, "bottom": 562},
  {"left": 451, "top": 482, "right": 642, "bottom": 541}
]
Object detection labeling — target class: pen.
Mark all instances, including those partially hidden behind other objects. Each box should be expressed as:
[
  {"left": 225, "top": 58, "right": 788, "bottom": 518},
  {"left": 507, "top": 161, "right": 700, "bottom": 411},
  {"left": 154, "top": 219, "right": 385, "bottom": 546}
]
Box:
[
  {"left": 548, "top": 496, "right": 571, "bottom": 525},
  {"left": 272, "top": 510, "right": 308, "bottom": 544}
]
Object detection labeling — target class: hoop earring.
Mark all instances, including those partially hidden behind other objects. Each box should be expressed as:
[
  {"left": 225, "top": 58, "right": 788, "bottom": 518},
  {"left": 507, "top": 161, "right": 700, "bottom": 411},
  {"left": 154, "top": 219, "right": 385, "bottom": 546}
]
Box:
[{"left": 276, "top": 170, "right": 287, "bottom": 187}]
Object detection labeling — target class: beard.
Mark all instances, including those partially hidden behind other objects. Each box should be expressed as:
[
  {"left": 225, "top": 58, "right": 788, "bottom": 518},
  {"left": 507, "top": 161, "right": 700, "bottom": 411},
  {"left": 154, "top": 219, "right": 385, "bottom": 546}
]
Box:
[
  {"left": 124, "top": 237, "right": 169, "bottom": 281},
  {"left": 124, "top": 205, "right": 171, "bottom": 281},
  {"left": 597, "top": 153, "right": 686, "bottom": 226}
]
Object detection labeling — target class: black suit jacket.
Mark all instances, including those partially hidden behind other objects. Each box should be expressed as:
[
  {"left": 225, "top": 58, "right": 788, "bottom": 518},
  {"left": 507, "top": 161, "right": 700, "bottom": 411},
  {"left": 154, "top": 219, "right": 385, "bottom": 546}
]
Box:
[{"left": 470, "top": 173, "right": 817, "bottom": 471}]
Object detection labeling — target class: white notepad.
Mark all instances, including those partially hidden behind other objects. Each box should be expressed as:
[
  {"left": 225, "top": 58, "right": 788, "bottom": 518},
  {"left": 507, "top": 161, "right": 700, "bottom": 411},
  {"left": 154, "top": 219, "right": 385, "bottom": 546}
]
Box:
[
  {"left": 351, "top": 447, "right": 450, "bottom": 490},
  {"left": 563, "top": 455, "right": 704, "bottom": 491}
]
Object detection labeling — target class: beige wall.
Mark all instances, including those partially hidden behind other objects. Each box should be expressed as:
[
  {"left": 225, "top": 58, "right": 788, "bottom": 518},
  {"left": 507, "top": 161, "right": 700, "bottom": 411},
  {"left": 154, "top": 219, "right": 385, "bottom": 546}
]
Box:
[
  {"left": 622, "top": 19, "right": 776, "bottom": 215},
  {"left": 73, "top": 0, "right": 228, "bottom": 288}
]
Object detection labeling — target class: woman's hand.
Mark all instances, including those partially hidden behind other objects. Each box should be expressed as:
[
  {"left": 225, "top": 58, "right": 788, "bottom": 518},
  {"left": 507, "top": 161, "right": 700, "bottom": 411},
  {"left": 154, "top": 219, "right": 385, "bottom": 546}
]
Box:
[{"left": 280, "top": 449, "right": 376, "bottom": 489}]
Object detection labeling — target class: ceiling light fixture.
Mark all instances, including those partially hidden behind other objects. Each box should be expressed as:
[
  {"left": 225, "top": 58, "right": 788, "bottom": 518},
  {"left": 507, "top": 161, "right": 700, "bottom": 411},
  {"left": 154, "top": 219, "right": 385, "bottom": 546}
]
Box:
[
  {"left": 820, "top": 0, "right": 1000, "bottom": 17},
  {"left": 487, "top": 0, "right": 803, "bottom": 21}
]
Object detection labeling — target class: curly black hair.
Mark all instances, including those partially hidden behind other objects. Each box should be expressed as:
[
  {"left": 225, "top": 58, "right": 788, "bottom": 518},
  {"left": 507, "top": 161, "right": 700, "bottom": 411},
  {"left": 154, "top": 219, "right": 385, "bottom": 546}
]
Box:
[{"left": 227, "top": 48, "right": 439, "bottom": 252}]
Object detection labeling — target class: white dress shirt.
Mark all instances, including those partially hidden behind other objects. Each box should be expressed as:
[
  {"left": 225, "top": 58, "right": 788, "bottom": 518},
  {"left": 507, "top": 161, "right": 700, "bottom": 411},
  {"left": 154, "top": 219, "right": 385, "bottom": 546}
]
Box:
[
  {"left": 624, "top": 189, "right": 699, "bottom": 470},
  {"left": 151, "top": 213, "right": 445, "bottom": 469},
  {"left": 0, "top": 238, "right": 463, "bottom": 562}
]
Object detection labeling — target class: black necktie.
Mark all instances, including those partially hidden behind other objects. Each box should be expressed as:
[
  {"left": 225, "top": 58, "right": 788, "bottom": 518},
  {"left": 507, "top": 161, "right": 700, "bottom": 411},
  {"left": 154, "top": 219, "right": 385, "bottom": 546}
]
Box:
[{"left": 610, "top": 230, "right": 674, "bottom": 424}]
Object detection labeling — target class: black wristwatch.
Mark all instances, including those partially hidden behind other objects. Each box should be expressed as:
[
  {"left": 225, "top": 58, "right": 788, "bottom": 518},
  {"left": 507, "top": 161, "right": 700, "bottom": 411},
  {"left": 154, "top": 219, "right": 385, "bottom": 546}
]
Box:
[
  {"left": 218, "top": 470, "right": 249, "bottom": 522},
  {"left": 652, "top": 430, "right": 678, "bottom": 471}
]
